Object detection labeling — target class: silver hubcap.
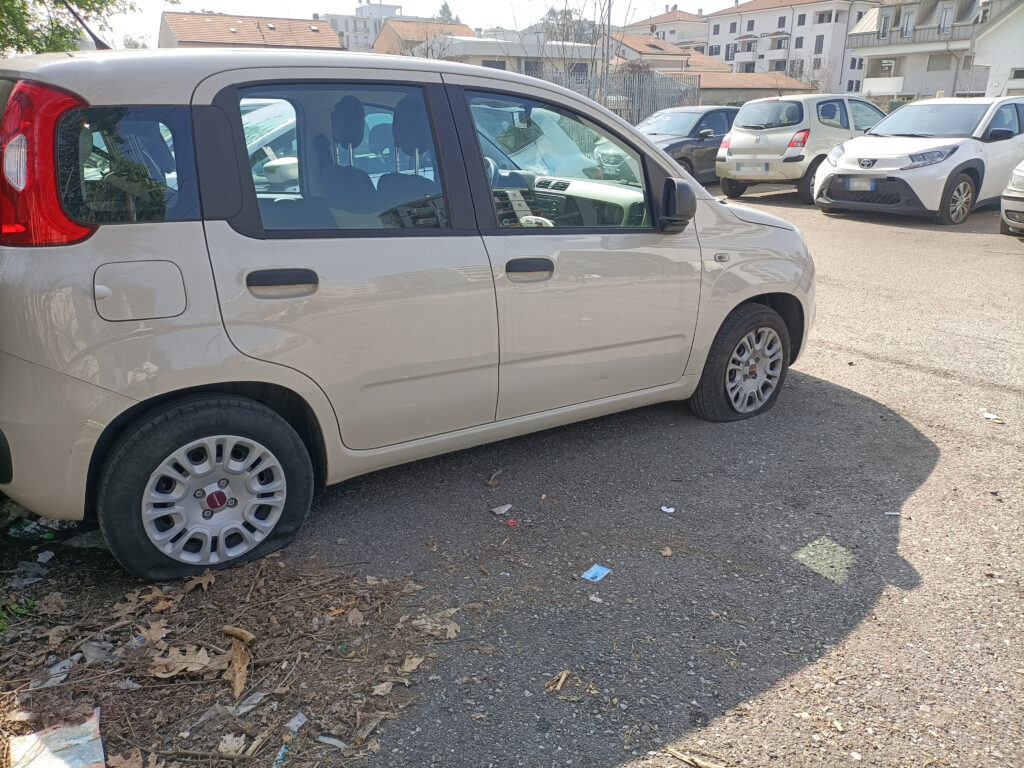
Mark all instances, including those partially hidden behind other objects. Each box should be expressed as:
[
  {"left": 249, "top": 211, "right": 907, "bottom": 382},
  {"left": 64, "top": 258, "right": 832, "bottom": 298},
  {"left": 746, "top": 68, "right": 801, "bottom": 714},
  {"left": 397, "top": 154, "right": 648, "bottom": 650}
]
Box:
[
  {"left": 950, "top": 181, "right": 973, "bottom": 223},
  {"left": 141, "top": 435, "right": 286, "bottom": 565},
  {"left": 725, "top": 327, "right": 784, "bottom": 414}
]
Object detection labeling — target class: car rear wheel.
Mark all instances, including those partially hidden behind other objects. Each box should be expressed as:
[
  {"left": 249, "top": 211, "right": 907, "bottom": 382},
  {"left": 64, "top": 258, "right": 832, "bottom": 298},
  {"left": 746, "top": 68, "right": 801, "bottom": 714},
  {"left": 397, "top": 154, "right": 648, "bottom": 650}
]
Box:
[
  {"left": 797, "top": 157, "right": 823, "bottom": 204},
  {"left": 936, "top": 173, "right": 975, "bottom": 225},
  {"left": 689, "top": 303, "right": 791, "bottom": 422},
  {"left": 720, "top": 178, "right": 747, "bottom": 199},
  {"left": 98, "top": 396, "right": 314, "bottom": 581}
]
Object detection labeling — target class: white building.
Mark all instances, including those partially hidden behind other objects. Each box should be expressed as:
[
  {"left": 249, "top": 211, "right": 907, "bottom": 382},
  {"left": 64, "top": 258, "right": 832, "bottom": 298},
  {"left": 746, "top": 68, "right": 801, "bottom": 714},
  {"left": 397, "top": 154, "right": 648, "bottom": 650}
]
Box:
[
  {"left": 322, "top": 1, "right": 405, "bottom": 51},
  {"left": 848, "top": 0, "right": 1024, "bottom": 101},
  {"left": 624, "top": 8, "right": 709, "bottom": 52},
  {"left": 705, "top": 0, "right": 882, "bottom": 93}
]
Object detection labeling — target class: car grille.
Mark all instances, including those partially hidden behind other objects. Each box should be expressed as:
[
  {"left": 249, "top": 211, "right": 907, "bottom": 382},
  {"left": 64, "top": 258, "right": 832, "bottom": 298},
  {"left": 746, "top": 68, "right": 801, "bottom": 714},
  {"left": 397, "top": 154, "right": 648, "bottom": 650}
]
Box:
[{"left": 827, "top": 177, "right": 901, "bottom": 205}]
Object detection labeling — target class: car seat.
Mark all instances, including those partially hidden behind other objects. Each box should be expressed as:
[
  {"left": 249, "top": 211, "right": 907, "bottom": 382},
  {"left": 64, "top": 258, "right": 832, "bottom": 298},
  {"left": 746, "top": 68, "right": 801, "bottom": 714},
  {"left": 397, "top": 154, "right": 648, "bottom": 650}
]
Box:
[
  {"left": 819, "top": 102, "right": 842, "bottom": 128},
  {"left": 376, "top": 96, "right": 441, "bottom": 212},
  {"left": 322, "top": 95, "right": 382, "bottom": 227}
]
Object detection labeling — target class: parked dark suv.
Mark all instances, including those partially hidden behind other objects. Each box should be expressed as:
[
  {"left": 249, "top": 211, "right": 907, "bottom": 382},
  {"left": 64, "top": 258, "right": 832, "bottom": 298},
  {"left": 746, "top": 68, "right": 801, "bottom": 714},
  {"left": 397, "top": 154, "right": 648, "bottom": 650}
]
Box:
[{"left": 597, "top": 106, "right": 739, "bottom": 184}]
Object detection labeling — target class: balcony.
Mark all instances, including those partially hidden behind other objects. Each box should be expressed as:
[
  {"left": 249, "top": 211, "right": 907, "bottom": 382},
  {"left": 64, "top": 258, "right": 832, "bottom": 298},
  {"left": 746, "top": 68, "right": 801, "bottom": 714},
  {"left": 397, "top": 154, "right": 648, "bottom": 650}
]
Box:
[
  {"left": 734, "top": 48, "right": 757, "bottom": 62},
  {"left": 849, "top": 23, "right": 975, "bottom": 49},
  {"left": 862, "top": 76, "right": 905, "bottom": 95}
]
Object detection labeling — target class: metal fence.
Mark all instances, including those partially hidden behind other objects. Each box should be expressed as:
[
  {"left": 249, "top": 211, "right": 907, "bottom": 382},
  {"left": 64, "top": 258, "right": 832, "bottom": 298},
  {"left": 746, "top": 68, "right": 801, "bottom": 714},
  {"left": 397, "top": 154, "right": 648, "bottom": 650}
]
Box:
[{"left": 537, "top": 71, "right": 700, "bottom": 124}]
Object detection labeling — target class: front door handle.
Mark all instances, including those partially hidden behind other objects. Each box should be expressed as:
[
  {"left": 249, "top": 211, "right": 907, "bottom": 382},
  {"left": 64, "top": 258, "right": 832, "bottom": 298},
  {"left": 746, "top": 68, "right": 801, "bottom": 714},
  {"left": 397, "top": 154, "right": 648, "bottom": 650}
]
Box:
[
  {"left": 506, "top": 257, "right": 554, "bottom": 283},
  {"left": 246, "top": 268, "right": 318, "bottom": 298}
]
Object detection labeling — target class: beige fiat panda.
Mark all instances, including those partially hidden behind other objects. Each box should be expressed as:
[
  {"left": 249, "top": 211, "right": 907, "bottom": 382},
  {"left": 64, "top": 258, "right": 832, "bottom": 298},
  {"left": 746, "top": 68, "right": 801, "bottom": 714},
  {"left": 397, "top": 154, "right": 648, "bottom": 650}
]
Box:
[{"left": 0, "top": 50, "right": 815, "bottom": 580}]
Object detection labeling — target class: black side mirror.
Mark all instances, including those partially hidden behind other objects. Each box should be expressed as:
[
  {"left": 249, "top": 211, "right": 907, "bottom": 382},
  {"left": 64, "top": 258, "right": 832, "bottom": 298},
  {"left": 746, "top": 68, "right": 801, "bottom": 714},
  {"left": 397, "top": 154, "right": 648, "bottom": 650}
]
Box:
[
  {"left": 698, "top": 128, "right": 715, "bottom": 139},
  {"left": 987, "top": 128, "right": 1015, "bottom": 142},
  {"left": 659, "top": 178, "right": 697, "bottom": 233}
]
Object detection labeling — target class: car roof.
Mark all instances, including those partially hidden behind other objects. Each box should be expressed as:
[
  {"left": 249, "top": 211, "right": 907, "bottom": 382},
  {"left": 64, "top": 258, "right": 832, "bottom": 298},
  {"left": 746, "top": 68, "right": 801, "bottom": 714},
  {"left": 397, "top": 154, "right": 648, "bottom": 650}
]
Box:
[
  {"left": 654, "top": 105, "right": 737, "bottom": 114},
  {"left": 901, "top": 96, "right": 1020, "bottom": 106},
  {"left": 743, "top": 93, "right": 851, "bottom": 105}
]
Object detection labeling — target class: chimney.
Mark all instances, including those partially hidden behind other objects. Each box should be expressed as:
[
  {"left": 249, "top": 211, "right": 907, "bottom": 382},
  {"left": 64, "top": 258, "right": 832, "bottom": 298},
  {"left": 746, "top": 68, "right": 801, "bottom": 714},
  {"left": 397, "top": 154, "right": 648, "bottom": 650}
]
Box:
[
  {"left": 312, "top": 12, "right": 319, "bottom": 19},
  {"left": 475, "top": 26, "right": 482, "bottom": 37},
  {"left": 697, "top": 8, "right": 703, "bottom": 16},
  {"left": 665, "top": 4, "right": 669, "bottom": 12}
]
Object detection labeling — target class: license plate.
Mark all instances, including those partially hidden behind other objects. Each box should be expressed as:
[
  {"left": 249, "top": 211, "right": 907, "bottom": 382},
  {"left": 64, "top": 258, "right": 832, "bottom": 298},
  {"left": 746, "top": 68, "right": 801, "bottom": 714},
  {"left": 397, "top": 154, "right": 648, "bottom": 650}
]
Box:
[
  {"left": 738, "top": 162, "right": 770, "bottom": 174},
  {"left": 848, "top": 177, "right": 876, "bottom": 191}
]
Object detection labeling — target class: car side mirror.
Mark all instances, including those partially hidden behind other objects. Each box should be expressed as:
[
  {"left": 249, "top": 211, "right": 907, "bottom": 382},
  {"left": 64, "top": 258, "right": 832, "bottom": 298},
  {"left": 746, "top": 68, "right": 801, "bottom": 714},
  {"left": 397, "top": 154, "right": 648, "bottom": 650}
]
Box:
[
  {"left": 698, "top": 128, "right": 715, "bottom": 139},
  {"left": 987, "top": 128, "right": 1015, "bottom": 142},
  {"left": 659, "top": 177, "right": 697, "bottom": 234}
]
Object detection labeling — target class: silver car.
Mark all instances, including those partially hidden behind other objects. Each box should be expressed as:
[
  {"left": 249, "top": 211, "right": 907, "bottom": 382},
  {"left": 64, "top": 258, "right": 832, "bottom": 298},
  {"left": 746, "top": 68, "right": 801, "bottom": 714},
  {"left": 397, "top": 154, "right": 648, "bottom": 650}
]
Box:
[{"left": 0, "top": 50, "right": 815, "bottom": 580}]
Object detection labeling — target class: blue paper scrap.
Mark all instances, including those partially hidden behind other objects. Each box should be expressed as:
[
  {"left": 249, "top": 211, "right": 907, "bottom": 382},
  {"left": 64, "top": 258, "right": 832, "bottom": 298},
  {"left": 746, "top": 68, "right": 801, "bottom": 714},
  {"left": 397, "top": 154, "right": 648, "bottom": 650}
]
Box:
[{"left": 581, "top": 564, "right": 611, "bottom": 582}]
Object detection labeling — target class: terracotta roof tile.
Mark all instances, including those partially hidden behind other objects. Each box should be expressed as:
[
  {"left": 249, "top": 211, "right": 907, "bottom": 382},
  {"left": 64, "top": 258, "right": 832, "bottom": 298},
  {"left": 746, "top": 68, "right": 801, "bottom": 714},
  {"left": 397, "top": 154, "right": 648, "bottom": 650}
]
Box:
[
  {"left": 610, "top": 32, "right": 691, "bottom": 56},
  {"left": 627, "top": 9, "right": 704, "bottom": 26},
  {"left": 709, "top": 0, "right": 852, "bottom": 17},
  {"left": 689, "top": 71, "right": 815, "bottom": 89},
  {"left": 162, "top": 12, "right": 342, "bottom": 48},
  {"left": 382, "top": 19, "right": 476, "bottom": 42}
]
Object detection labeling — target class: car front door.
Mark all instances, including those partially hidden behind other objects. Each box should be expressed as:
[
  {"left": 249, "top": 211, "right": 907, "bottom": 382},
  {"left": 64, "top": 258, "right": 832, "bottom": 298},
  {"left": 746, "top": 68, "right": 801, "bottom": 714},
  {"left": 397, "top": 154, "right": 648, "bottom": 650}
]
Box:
[
  {"left": 691, "top": 110, "right": 732, "bottom": 181},
  {"left": 193, "top": 70, "right": 498, "bottom": 450},
  {"left": 445, "top": 79, "right": 702, "bottom": 421},
  {"left": 847, "top": 99, "right": 886, "bottom": 134},
  {"left": 979, "top": 102, "right": 1024, "bottom": 201}
]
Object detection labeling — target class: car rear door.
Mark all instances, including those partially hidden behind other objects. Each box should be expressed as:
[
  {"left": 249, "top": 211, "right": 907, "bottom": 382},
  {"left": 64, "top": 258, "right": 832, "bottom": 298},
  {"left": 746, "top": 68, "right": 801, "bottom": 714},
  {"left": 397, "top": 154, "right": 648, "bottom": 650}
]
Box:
[
  {"left": 192, "top": 68, "right": 498, "bottom": 450},
  {"left": 442, "top": 76, "right": 702, "bottom": 421},
  {"left": 692, "top": 110, "right": 732, "bottom": 180}
]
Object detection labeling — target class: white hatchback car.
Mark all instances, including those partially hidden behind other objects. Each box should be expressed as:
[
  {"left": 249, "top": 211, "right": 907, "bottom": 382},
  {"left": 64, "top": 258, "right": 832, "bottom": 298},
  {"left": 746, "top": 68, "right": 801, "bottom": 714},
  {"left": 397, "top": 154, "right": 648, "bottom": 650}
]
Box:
[
  {"left": 814, "top": 97, "right": 1024, "bottom": 225},
  {"left": 1000, "top": 159, "right": 1024, "bottom": 235},
  {"left": 716, "top": 94, "right": 885, "bottom": 204},
  {"left": 0, "top": 50, "right": 814, "bottom": 580}
]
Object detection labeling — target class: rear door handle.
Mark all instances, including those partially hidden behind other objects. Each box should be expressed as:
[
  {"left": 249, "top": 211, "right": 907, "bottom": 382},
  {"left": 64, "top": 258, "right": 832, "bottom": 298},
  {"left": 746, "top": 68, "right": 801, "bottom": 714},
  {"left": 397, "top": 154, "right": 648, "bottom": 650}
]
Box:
[
  {"left": 245, "top": 268, "right": 319, "bottom": 298},
  {"left": 506, "top": 257, "right": 554, "bottom": 282}
]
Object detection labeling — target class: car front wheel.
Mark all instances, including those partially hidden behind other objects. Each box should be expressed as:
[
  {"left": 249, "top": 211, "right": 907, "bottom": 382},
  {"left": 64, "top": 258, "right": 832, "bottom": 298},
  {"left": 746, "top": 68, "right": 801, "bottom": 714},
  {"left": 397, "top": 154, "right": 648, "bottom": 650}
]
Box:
[
  {"left": 98, "top": 396, "right": 314, "bottom": 581},
  {"left": 689, "top": 303, "right": 791, "bottom": 422},
  {"left": 936, "top": 173, "right": 975, "bottom": 225}
]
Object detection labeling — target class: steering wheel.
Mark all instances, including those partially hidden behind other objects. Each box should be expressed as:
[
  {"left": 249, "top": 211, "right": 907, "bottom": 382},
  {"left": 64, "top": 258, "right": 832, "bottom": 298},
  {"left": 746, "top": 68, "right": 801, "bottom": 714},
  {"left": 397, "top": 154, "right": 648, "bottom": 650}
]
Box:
[{"left": 483, "top": 156, "right": 500, "bottom": 187}]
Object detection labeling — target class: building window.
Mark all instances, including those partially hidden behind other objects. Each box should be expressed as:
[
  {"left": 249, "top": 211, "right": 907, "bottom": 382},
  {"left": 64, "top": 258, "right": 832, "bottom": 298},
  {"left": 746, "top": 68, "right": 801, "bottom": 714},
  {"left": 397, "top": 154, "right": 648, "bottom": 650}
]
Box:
[
  {"left": 855, "top": 80, "right": 861, "bottom": 90},
  {"left": 730, "top": 21, "right": 737, "bottom": 33},
  {"left": 776, "top": 37, "right": 789, "bottom": 50},
  {"left": 773, "top": 60, "right": 787, "bottom": 71},
  {"left": 880, "top": 15, "right": 890, "bottom": 38},
  {"left": 725, "top": 43, "right": 736, "bottom": 61},
  {"left": 481, "top": 60, "right": 507, "bottom": 70},
  {"left": 746, "top": 19, "right": 754, "bottom": 31},
  {"left": 742, "top": 62, "right": 755, "bottom": 72},
  {"left": 712, "top": 23, "right": 720, "bottom": 34},
  {"left": 797, "top": 13, "right": 805, "bottom": 25},
  {"left": 1011, "top": 68, "right": 1024, "bottom": 79},
  {"left": 794, "top": 36, "right": 803, "bottom": 49},
  {"left": 939, "top": 8, "right": 952, "bottom": 34},
  {"left": 709, "top": 44, "right": 721, "bottom": 55},
  {"left": 744, "top": 40, "right": 756, "bottom": 52},
  {"left": 669, "top": 29, "right": 676, "bottom": 35},
  {"left": 901, "top": 11, "right": 914, "bottom": 37},
  {"left": 523, "top": 59, "right": 542, "bottom": 76},
  {"left": 813, "top": 57, "right": 822, "bottom": 70},
  {"left": 816, "top": 10, "right": 833, "bottom": 24},
  {"left": 850, "top": 57, "right": 856, "bottom": 70},
  {"left": 927, "top": 53, "right": 952, "bottom": 71},
  {"left": 857, "top": 11, "right": 864, "bottom": 21},
  {"left": 847, "top": 80, "right": 855, "bottom": 91},
  {"left": 814, "top": 34, "right": 824, "bottom": 54},
  {"left": 788, "top": 59, "right": 804, "bottom": 78},
  {"left": 778, "top": 15, "right": 785, "bottom": 28}
]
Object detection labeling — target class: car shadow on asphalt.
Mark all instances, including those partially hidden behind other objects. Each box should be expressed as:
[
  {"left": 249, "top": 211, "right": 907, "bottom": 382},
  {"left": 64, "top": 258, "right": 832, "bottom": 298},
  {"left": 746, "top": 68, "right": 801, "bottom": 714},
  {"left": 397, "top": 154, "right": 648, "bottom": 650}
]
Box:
[{"left": 301, "top": 369, "right": 939, "bottom": 765}]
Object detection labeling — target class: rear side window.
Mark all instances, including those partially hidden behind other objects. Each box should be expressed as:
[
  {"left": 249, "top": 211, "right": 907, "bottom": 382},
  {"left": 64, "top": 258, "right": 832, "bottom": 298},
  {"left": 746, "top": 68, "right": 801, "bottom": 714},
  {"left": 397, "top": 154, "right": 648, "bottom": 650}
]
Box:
[
  {"left": 56, "top": 106, "right": 200, "bottom": 224},
  {"left": 735, "top": 100, "right": 804, "bottom": 130},
  {"left": 816, "top": 99, "right": 850, "bottom": 129}
]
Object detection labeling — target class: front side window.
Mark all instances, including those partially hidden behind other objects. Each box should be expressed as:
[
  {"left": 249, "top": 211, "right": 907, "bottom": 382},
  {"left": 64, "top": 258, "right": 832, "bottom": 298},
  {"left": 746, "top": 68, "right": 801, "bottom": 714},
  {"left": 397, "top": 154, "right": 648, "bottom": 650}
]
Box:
[
  {"left": 465, "top": 90, "right": 650, "bottom": 229},
  {"left": 816, "top": 99, "right": 850, "bottom": 129},
  {"left": 56, "top": 106, "right": 200, "bottom": 225},
  {"left": 988, "top": 104, "right": 1021, "bottom": 136},
  {"left": 849, "top": 100, "right": 884, "bottom": 131},
  {"left": 237, "top": 83, "right": 447, "bottom": 232},
  {"left": 697, "top": 111, "right": 730, "bottom": 135}
]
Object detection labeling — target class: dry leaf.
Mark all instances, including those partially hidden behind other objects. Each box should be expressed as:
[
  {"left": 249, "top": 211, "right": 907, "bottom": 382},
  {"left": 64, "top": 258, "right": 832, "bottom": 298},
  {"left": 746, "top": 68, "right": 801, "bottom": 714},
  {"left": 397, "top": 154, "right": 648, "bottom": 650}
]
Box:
[
  {"left": 44, "top": 625, "right": 73, "bottom": 647},
  {"left": 111, "top": 590, "right": 141, "bottom": 620},
  {"left": 148, "top": 645, "right": 229, "bottom": 678},
  {"left": 401, "top": 656, "right": 425, "bottom": 673},
  {"left": 222, "top": 638, "right": 252, "bottom": 699},
  {"left": 150, "top": 599, "right": 178, "bottom": 613},
  {"left": 37, "top": 592, "right": 66, "bottom": 617},
  {"left": 185, "top": 571, "right": 216, "bottom": 593},
  {"left": 426, "top": 540, "right": 438, "bottom": 552},
  {"left": 372, "top": 681, "right": 393, "bottom": 696},
  {"left": 108, "top": 748, "right": 144, "bottom": 768},
  {"left": 136, "top": 620, "right": 169, "bottom": 648},
  {"left": 445, "top": 619, "right": 460, "bottom": 639},
  {"left": 347, "top": 608, "right": 364, "bottom": 626},
  {"left": 660, "top": 547, "right": 673, "bottom": 557},
  {"left": 218, "top": 733, "right": 246, "bottom": 755},
  {"left": 366, "top": 738, "right": 381, "bottom": 754},
  {"left": 486, "top": 469, "right": 503, "bottom": 487},
  {"left": 402, "top": 582, "right": 425, "bottom": 594}
]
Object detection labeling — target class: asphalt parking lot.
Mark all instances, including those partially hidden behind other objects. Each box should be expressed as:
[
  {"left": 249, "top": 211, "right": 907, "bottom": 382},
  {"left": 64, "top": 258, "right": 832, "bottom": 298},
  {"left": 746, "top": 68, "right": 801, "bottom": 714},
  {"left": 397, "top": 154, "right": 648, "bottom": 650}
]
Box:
[{"left": 296, "top": 188, "right": 1024, "bottom": 767}]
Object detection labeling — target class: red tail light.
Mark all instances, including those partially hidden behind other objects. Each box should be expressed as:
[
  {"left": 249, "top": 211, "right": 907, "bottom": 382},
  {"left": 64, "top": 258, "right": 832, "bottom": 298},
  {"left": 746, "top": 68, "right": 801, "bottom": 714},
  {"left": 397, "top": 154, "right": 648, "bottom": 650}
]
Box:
[
  {"left": 789, "top": 128, "right": 810, "bottom": 149},
  {"left": 1, "top": 80, "right": 94, "bottom": 246},
  {"left": 720, "top": 131, "right": 731, "bottom": 149}
]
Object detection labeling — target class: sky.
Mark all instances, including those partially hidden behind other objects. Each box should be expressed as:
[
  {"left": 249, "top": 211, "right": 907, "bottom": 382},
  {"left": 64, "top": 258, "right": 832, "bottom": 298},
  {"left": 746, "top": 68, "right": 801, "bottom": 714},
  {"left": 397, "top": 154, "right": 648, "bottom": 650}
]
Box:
[{"left": 101, "top": 0, "right": 739, "bottom": 48}]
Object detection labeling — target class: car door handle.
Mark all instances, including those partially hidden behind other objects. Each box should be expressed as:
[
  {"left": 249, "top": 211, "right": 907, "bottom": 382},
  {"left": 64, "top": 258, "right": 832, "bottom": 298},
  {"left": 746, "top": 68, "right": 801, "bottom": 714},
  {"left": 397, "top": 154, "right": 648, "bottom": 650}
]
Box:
[
  {"left": 245, "top": 268, "right": 319, "bottom": 298},
  {"left": 506, "top": 257, "right": 554, "bottom": 282}
]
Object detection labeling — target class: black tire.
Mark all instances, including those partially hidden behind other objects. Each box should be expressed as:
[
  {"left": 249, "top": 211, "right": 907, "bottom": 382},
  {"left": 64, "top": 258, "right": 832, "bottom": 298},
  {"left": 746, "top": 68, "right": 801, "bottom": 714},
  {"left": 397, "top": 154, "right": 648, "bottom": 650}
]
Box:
[
  {"left": 797, "top": 157, "right": 823, "bottom": 204},
  {"left": 720, "top": 177, "right": 747, "bottom": 199},
  {"left": 678, "top": 158, "right": 695, "bottom": 178},
  {"left": 819, "top": 205, "right": 847, "bottom": 215},
  {"left": 689, "top": 303, "right": 791, "bottom": 422},
  {"left": 98, "top": 396, "right": 314, "bottom": 581},
  {"left": 1000, "top": 218, "right": 1018, "bottom": 236},
  {"left": 935, "top": 172, "right": 975, "bottom": 225}
]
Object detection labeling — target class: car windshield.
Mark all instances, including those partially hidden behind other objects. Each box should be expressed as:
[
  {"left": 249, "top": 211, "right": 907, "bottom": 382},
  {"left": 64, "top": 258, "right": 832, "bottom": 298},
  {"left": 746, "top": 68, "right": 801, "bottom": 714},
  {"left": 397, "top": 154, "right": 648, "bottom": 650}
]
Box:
[
  {"left": 735, "top": 100, "right": 804, "bottom": 129},
  {"left": 636, "top": 110, "right": 701, "bottom": 136},
  {"left": 868, "top": 103, "right": 989, "bottom": 138}
]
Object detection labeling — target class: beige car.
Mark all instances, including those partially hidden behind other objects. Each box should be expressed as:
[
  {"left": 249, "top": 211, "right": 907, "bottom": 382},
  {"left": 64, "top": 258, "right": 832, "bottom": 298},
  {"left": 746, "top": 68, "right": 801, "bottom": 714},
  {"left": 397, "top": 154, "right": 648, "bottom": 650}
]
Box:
[
  {"left": 716, "top": 94, "right": 886, "bottom": 203},
  {"left": 0, "top": 50, "right": 815, "bottom": 580}
]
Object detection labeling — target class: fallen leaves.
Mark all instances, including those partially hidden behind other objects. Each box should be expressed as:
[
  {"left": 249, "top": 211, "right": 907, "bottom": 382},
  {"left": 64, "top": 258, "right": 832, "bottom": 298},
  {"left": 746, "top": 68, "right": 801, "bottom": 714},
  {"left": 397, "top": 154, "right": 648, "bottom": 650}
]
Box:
[
  {"left": 407, "top": 608, "right": 460, "bottom": 639},
  {"left": 660, "top": 546, "right": 673, "bottom": 557},
  {"left": 44, "top": 624, "right": 73, "bottom": 647},
  {"left": 136, "top": 620, "right": 169, "bottom": 649},
  {"left": 218, "top": 733, "right": 246, "bottom": 755},
  {"left": 222, "top": 638, "right": 252, "bottom": 699},
  {"left": 544, "top": 670, "right": 570, "bottom": 693},
  {"left": 36, "top": 591, "right": 66, "bottom": 617},
  {"left": 148, "top": 645, "right": 230, "bottom": 678},
  {"left": 372, "top": 681, "right": 394, "bottom": 696},
  {"left": 347, "top": 607, "right": 364, "bottom": 627},
  {"left": 185, "top": 571, "right": 216, "bottom": 593},
  {"left": 401, "top": 656, "right": 425, "bottom": 673}
]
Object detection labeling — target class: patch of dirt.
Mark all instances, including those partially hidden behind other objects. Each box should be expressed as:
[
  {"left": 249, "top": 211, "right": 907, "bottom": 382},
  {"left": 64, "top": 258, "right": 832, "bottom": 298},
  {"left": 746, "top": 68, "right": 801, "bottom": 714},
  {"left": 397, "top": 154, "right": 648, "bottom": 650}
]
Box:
[{"left": 0, "top": 528, "right": 441, "bottom": 767}]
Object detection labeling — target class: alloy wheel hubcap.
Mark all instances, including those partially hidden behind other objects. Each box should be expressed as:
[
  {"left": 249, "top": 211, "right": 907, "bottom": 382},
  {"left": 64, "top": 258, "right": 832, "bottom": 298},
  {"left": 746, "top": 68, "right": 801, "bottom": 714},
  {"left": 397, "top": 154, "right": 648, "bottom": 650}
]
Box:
[
  {"left": 141, "top": 435, "right": 286, "bottom": 565},
  {"left": 725, "top": 327, "right": 783, "bottom": 413},
  {"left": 950, "top": 181, "right": 973, "bottom": 223}
]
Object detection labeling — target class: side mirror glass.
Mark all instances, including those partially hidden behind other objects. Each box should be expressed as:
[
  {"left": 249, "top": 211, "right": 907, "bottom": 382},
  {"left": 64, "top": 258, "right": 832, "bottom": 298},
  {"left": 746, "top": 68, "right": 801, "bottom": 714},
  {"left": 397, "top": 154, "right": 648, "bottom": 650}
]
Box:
[
  {"left": 698, "top": 128, "right": 715, "bottom": 138},
  {"left": 659, "top": 177, "right": 697, "bottom": 234},
  {"left": 987, "top": 128, "right": 1015, "bottom": 142}
]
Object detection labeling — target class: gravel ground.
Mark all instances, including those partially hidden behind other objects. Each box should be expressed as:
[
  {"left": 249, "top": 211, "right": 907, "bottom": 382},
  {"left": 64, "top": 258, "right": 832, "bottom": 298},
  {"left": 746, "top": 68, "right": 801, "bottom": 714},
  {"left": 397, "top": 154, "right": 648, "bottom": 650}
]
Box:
[{"left": 293, "top": 189, "right": 1023, "bottom": 767}]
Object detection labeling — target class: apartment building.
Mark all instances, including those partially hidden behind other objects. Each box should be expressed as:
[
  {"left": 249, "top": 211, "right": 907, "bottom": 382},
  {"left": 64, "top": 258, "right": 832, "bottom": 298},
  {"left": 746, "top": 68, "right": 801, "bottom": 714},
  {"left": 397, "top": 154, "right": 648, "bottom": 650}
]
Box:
[
  {"left": 705, "top": 0, "right": 882, "bottom": 93},
  {"left": 847, "top": 0, "right": 1024, "bottom": 101},
  {"left": 322, "top": 2, "right": 405, "bottom": 52},
  {"left": 624, "top": 8, "right": 709, "bottom": 52}
]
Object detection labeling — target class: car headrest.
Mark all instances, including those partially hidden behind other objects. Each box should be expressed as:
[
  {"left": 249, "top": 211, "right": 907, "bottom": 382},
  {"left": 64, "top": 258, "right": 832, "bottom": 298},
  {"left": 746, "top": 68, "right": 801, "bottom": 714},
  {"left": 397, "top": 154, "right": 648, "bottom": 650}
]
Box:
[
  {"left": 369, "top": 122, "right": 394, "bottom": 155},
  {"left": 332, "top": 96, "right": 365, "bottom": 148},
  {"left": 393, "top": 96, "right": 431, "bottom": 156},
  {"left": 821, "top": 103, "right": 836, "bottom": 119}
]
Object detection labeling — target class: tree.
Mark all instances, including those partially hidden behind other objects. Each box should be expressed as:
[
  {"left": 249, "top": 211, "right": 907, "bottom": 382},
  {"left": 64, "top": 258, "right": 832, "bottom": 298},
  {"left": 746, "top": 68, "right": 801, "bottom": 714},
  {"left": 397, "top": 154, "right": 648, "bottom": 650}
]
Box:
[
  {"left": 121, "top": 33, "right": 146, "bottom": 48},
  {"left": 1, "top": 0, "right": 134, "bottom": 54},
  {"left": 434, "top": 2, "right": 460, "bottom": 24}
]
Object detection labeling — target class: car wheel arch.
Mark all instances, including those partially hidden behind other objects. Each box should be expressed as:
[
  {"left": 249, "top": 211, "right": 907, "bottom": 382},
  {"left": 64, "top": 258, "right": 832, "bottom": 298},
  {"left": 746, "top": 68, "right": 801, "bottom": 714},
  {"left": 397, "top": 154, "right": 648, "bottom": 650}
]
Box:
[
  {"left": 82, "top": 382, "right": 328, "bottom": 524},
  {"left": 741, "top": 293, "right": 805, "bottom": 364},
  {"left": 947, "top": 159, "right": 985, "bottom": 199}
]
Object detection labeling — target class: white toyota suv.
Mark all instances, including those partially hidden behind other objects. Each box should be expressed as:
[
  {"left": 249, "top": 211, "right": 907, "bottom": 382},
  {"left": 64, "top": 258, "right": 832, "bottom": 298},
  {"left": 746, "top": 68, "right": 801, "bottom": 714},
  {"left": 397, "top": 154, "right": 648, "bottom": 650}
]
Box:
[
  {"left": 814, "top": 97, "right": 1024, "bottom": 225},
  {"left": 0, "top": 50, "right": 814, "bottom": 580}
]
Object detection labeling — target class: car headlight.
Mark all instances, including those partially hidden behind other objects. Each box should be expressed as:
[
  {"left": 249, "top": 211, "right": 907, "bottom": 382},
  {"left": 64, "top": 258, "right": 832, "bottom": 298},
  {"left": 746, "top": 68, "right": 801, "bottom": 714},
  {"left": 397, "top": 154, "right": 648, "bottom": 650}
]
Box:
[
  {"left": 826, "top": 144, "right": 844, "bottom": 167},
  {"left": 1009, "top": 170, "right": 1024, "bottom": 191},
  {"left": 901, "top": 145, "right": 958, "bottom": 170}
]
